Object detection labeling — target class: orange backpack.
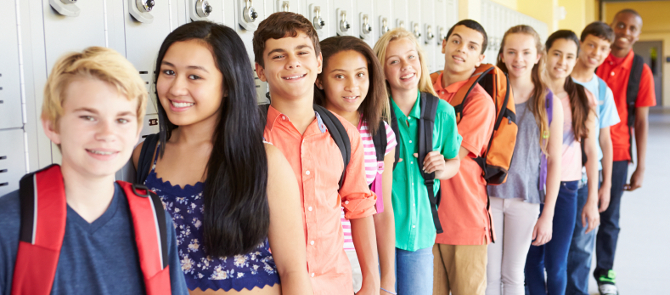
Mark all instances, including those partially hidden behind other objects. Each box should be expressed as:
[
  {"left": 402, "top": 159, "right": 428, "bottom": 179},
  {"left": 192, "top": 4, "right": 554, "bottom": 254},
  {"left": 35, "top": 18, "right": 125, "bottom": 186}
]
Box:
[{"left": 431, "top": 64, "right": 517, "bottom": 185}]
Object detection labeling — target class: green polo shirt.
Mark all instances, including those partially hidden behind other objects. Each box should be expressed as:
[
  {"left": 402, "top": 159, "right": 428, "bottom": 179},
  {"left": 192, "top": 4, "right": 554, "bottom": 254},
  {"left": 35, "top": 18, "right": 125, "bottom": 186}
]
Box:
[{"left": 391, "top": 91, "right": 462, "bottom": 251}]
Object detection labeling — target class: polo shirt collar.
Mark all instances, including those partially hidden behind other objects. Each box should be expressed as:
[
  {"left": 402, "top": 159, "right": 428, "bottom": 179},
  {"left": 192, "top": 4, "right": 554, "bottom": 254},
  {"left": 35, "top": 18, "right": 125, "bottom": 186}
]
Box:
[
  {"left": 433, "top": 72, "right": 468, "bottom": 94},
  {"left": 605, "top": 50, "right": 635, "bottom": 69},
  {"left": 391, "top": 91, "right": 422, "bottom": 120},
  {"left": 264, "top": 105, "right": 327, "bottom": 134}
]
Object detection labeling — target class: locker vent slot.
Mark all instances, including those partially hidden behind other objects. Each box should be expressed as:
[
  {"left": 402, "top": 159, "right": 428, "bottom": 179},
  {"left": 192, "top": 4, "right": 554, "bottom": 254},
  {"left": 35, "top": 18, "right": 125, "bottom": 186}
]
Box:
[{"left": 0, "top": 183, "right": 7, "bottom": 187}]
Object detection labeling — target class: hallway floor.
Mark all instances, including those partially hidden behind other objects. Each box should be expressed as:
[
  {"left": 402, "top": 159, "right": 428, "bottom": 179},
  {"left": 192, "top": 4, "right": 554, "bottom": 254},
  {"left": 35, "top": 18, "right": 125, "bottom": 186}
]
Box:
[{"left": 587, "top": 107, "right": 670, "bottom": 294}]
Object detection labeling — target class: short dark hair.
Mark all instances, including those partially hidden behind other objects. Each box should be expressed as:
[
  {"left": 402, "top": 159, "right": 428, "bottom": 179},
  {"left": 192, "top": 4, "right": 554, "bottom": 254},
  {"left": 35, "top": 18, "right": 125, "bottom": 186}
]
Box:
[
  {"left": 614, "top": 8, "right": 641, "bottom": 21},
  {"left": 253, "top": 12, "right": 321, "bottom": 67},
  {"left": 580, "top": 21, "right": 614, "bottom": 43},
  {"left": 446, "top": 19, "right": 488, "bottom": 54}
]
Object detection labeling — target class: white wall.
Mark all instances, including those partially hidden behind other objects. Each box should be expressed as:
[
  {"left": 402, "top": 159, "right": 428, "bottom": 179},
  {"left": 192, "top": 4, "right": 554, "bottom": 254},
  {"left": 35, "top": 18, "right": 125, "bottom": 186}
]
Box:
[{"left": 0, "top": 0, "right": 543, "bottom": 195}]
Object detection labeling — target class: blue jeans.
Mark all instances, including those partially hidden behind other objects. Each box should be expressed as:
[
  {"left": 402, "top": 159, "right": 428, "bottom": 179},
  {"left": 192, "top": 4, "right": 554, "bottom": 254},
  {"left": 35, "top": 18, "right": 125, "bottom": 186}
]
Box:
[
  {"left": 566, "top": 179, "right": 600, "bottom": 295},
  {"left": 396, "top": 247, "right": 433, "bottom": 295},
  {"left": 525, "top": 181, "right": 579, "bottom": 295},
  {"left": 595, "top": 161, "right": 628, "bottom": 276}
]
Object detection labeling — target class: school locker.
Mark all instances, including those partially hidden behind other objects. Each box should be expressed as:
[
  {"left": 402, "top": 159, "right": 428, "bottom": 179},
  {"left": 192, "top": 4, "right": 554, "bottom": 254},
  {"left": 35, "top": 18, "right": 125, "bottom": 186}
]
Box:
[
  {"left": 187, "top": 0, "right": 225, "bottom": 24},
  {"left": 375, "top": 0, "right": 393, "bottom": 40},
  {"left": 393, "top": 0, "right": 408, "bottom": 30},
  {"left": 331, "top": 0, "right": 354, "bottom": 37},
  {"left": 0, "top": 129, "right": 27, "bottom": 196},
  {"left": 355, "top": 0, "right": 375, "bottom": 47},
  {"left": 433, "top": 0, "right": 449, "bottom": 72},
  {"left": 420, "top": 0, "right": 435, "bottom": 72},
  {"left": 0, "top": 0, "right": 23, "bottom": 131},
  {"left": 306, "top": 0, "right": 329, "bottom": 40}
]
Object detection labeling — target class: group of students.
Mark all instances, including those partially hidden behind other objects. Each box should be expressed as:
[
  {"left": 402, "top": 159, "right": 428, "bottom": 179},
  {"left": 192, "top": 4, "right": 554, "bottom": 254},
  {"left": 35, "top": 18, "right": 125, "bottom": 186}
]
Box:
[{"left": 0, "top": 7, "right": 655, "bottom": 295}]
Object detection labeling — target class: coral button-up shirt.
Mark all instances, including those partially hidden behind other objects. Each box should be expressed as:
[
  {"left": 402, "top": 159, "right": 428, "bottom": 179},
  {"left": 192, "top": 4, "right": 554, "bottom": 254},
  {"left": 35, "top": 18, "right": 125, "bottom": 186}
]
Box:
[{"left": 263, "top": 105, "right": 377, "bottom": 295}]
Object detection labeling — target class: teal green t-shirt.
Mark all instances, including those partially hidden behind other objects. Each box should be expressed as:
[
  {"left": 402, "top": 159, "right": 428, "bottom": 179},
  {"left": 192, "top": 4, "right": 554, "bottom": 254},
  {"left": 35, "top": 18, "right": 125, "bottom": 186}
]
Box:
[{"left": 391, "top": 91, "right": 462, "bottom": 251}]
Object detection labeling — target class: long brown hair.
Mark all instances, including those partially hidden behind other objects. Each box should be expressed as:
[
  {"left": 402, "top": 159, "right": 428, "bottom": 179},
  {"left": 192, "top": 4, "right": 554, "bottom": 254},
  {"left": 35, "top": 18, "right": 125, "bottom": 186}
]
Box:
[
  {"left": 497, "top": 25, "right": 550, "bottom": 154},
  {"left": 316, "top": 36, "right": 389, "bottom": 135},
  {"left": 546, "top": 30, "right": 592, "bottom": 141}
]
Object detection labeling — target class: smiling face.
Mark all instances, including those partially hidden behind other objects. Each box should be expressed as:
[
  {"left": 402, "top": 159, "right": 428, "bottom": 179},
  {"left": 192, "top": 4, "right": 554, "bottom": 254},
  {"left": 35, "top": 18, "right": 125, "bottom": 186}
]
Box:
[
  {"left": 316, "top": 50, "right": 370, "bottom": 115},
  {"left": 443, "top": 25, "right": 485, "bottom": 74},
  {"left": 156, "top": 40, "right": 225, "bottom": 128},
  {"left": 546, "top": 38, "right": 578, "bottom": 81},
  {"left": 384, "top": 37, "right": 422, "bottom": 94},
  {"left": 500, "top": 33, "right": 541, "bottom": 80},
  {"left": 44, "top": 77, "right": 140, "bottom": 179},
  {"left": 611, "top": 12, "right": 642, "bottom": 52},
  {"left": 255, "top": 31, "right": 322, "bottom": 102},
  {"left": 579, "top": 34, "right": 612, "bottom": 69}
]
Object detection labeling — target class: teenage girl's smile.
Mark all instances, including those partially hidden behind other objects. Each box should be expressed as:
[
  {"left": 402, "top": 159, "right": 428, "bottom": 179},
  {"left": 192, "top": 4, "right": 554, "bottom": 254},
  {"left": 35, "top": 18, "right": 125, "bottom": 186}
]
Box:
[
  {"left": 384, "top": 37, "right": 422, "bottom": 92},
  {"left": 317, "top": 49, "right": 369, "bottom": 115}
]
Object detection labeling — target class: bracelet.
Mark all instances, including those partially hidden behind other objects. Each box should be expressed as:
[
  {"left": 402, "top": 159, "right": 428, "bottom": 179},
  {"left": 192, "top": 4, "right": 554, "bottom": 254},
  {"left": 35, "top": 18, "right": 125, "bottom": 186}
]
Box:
[{"left": 381, "top": 287, "right": 397, "bottom": 295}]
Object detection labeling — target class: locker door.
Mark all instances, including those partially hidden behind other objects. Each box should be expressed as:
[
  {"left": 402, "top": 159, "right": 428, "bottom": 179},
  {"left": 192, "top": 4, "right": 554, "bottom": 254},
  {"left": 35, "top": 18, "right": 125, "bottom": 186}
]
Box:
[
  {"left": 354, "top": 0, "right": 374, "bottom": 47},
  {"left": 187, "top": 0, "right": 225, "bottom": 24},
  {"left": 235, "top": 0, "right": 266, "bottom": 104},
  {"left": 305, "top": 0, "right": 330, "bottom": 41},
  {"left": 0, "top": 0, "right": 23, "bottom": 130},
  {"left": 392, "top": 0, "right": 408, "bottom": 31},
  {"left": 123, "top": 0, "right": 179, "bottom": 118},
  {"left": 434, "top": 0, "right": 448, "bottom": 72},
  {"left": 420, "top": 0, "right": 436, "bottom": 72},
  {"left": 0, "top": 129, "right": 27, "bottom": 196},
  {"left": 330, "top": 0, "right": 354, "bottom": 38},
  {"left": 374, "top": 0, "right": 392, "bottom": 42}
]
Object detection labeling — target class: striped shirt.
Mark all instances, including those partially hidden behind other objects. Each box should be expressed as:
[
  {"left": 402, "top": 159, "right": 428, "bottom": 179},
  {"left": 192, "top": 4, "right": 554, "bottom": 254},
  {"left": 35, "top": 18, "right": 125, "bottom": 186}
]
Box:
[{"left": 342, "top": 120, "right": 397, "bottom": 251}]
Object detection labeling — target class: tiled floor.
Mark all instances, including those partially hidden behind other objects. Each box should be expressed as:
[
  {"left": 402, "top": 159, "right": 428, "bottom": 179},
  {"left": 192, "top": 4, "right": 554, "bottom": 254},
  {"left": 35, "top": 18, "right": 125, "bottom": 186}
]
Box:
[{"left": 587, "top": 107, "right": 670, "bottom": 294}]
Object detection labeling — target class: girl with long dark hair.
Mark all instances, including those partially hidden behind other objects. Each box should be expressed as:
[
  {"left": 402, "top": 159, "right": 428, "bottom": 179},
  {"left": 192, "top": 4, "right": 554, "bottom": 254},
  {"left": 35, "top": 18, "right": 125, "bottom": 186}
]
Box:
[
  {"left": 314, "top": 36, "right": 397, "bottom": 294},
  {"left": 523, "top": 30, "right": 599, "bottom": 295},
  {"left": 132, "top": 21, "right": 312, "bottom": 295},
  {"left": 486, "top": 25, "right": 564, "bottom": 295}
]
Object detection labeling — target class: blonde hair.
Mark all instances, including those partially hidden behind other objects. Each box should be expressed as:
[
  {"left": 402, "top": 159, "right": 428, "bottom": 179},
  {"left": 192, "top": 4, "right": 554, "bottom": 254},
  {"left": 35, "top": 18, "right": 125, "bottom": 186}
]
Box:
[
  {"left": 496, "top": 25, "right": 551, "bottom": 154},
  {"left": 42, "top": 46, "right": 147, "bottom": 130},
  {"left": 373, "top": 28, "right": 437, "bottom": 97}
]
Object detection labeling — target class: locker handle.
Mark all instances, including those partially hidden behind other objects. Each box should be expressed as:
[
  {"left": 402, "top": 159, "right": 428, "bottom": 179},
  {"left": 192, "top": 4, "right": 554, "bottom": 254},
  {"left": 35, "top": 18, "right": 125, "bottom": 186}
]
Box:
[
  {"left": 0, "top": 156, "right": 6, "bottom": 160},
  {"left": 0, "top": 183, "right": 7, "bottom": 187},
  {"left": 0, "top": 100, "right": 4, "bottom": 104},
  {"left": 0, "top": 169, "right": 7, "bottom": 173}
]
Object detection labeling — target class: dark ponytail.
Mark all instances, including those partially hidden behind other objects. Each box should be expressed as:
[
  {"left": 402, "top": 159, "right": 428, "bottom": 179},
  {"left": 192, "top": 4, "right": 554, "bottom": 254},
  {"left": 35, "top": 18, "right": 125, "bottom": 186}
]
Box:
[{"left": 154, "top": 21, "right": 269, "bottom": 257}]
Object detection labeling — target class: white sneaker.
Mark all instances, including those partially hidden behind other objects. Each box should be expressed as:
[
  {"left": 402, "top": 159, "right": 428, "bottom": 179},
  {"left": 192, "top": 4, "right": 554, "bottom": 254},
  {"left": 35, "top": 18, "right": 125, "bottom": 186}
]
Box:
[{"left": 599, "top": 284, "right": 619, "bottom": 295}]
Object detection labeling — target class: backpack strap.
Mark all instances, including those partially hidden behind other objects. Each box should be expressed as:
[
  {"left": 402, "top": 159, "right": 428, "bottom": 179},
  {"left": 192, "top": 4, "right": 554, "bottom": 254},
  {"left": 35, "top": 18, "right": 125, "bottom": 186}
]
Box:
[
  {"left": 137, "top": 133, "right": 160, "bottom": 184},
  {"left": 626, "top": 54, "right": 644, "bottom": 162},
  {"left": 371, "top": 120, "right": 387, "bottom": 164},
  {"left": 118, "top": 181, "right": 172, "bottom": 295},
  {"left": 370, "top": 120, "right": 388, "bottom": 212},
  {"left": 389, "top": 106, "right": 401, "bottom": 170},
  {"left": 12, "top": 164, "right": 66, "bottom": 295},
  {"left": 314, "top": 104, "right": 351, "bottom": 188},
  {"left": 418, "top": 92, "right": 443, "bottom": 234}
]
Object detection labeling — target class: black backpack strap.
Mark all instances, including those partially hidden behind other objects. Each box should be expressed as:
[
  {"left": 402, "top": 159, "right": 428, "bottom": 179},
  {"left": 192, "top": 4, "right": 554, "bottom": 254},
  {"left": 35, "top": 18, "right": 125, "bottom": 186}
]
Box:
[
  {"left": 626, "top": 54, "right": 644, "bottom": 162},
  {"left": 389, "top": 106, "right": 401, "bottom": 170},
  {"left": 372, "top": 120, "right": 387, "bottom": 163},
  {"left": 136, "top": 133, "right": 159, "bottom": 184},
  {"left": 418, "top": 92, "right": 443, "bottom": 234},
  {"left": 314, "top": 104, "right": 351, "bottom": 189}
]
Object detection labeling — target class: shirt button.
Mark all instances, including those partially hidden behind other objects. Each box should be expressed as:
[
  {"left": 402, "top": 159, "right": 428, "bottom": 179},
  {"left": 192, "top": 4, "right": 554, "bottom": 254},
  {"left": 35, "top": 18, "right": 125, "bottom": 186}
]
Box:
[
  {"left": 311, "top": 273, "right": 315, "bottom": 277},
  {"left": 412, "top": 225, "right": 416, "bottom": 229},
  {"left": 282, "top": 115, "right": 286, "bottom": 120},
  {"left": 610, "top": 72, "right": 615, "bottom": 76},
  {"left": 305, "top": 170, "right": 310, "bottom": 175},
  {"left": 412, "top": 203, "right": 415, "bottom": 206},
  {"left": 310, "top": 240, "right": 315, "bottom": 245},
  {"left": 412, "top": 183, "right": 414, "bottom": 186},
  {"left": 410, "top": 161, "right": 413, "bottom": 164},
  {"left": 308, "top": 206, "right": 313, "bottom": 211},
  {"left": 409, "top": 140, "right": 413, "bottom": 143},
  {"left": 345, "top": 201, "right": 349, "bottom": 205}
]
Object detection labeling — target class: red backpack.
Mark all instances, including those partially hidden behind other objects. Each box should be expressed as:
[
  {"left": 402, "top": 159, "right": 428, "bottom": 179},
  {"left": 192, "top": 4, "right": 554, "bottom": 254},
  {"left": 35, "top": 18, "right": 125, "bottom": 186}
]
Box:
[{"left": 11, "top": 164, "right": 172, "bottom": 295}]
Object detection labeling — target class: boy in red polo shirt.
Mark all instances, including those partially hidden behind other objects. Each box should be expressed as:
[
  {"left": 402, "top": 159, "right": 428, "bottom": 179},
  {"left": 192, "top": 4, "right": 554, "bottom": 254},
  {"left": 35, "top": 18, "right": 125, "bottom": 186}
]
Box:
[
  {"left": 252, "top": 12, "right": 380, "bottom": 295},
  {"left": 430, "top": 20, "right": 495, "bottom": 295},
  {"left": 594, "top": 9, "right": 656, "bottom": 295}
]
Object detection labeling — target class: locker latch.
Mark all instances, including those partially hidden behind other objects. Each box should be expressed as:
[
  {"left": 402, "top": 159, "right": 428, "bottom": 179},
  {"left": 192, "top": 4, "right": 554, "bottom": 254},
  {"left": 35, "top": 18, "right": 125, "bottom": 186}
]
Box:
[
  {"left": 396, "top": 19, "right": 405, "bottom": 29},
  {"left": 412, "top": 22, "right": 421, "bottom": 39},
  {"left": 129, "top": 0, "right": 155, "bottom": 23},
  {"left": 379, "top": 17, "right": 390, "bottom": 37},
  {"left": 49, "top": 0, "right": 80, "bottom": 17},
  {"left": 359, "top": 13, "right": 372, "bottom": 40},
  {"left": 239, "top": 0, "right": 259, "bottom": 31},
  {"left": 278, "top": 0, "right": 290, "bottom": 12},
  {"left": 437, "top": 26, "right": 446, "bottom": 45},
  {"left": 425, "top": 25, "right": 435, "bottom": 44},
  {"left": 196, "top": 0, "right": 213, "bottom": 17},
  {"left": 310, "top": 5, "right": 325, "bottom": 31},
  {"left": 336, "top": 9, "right": 351, "bottom": 36}
]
